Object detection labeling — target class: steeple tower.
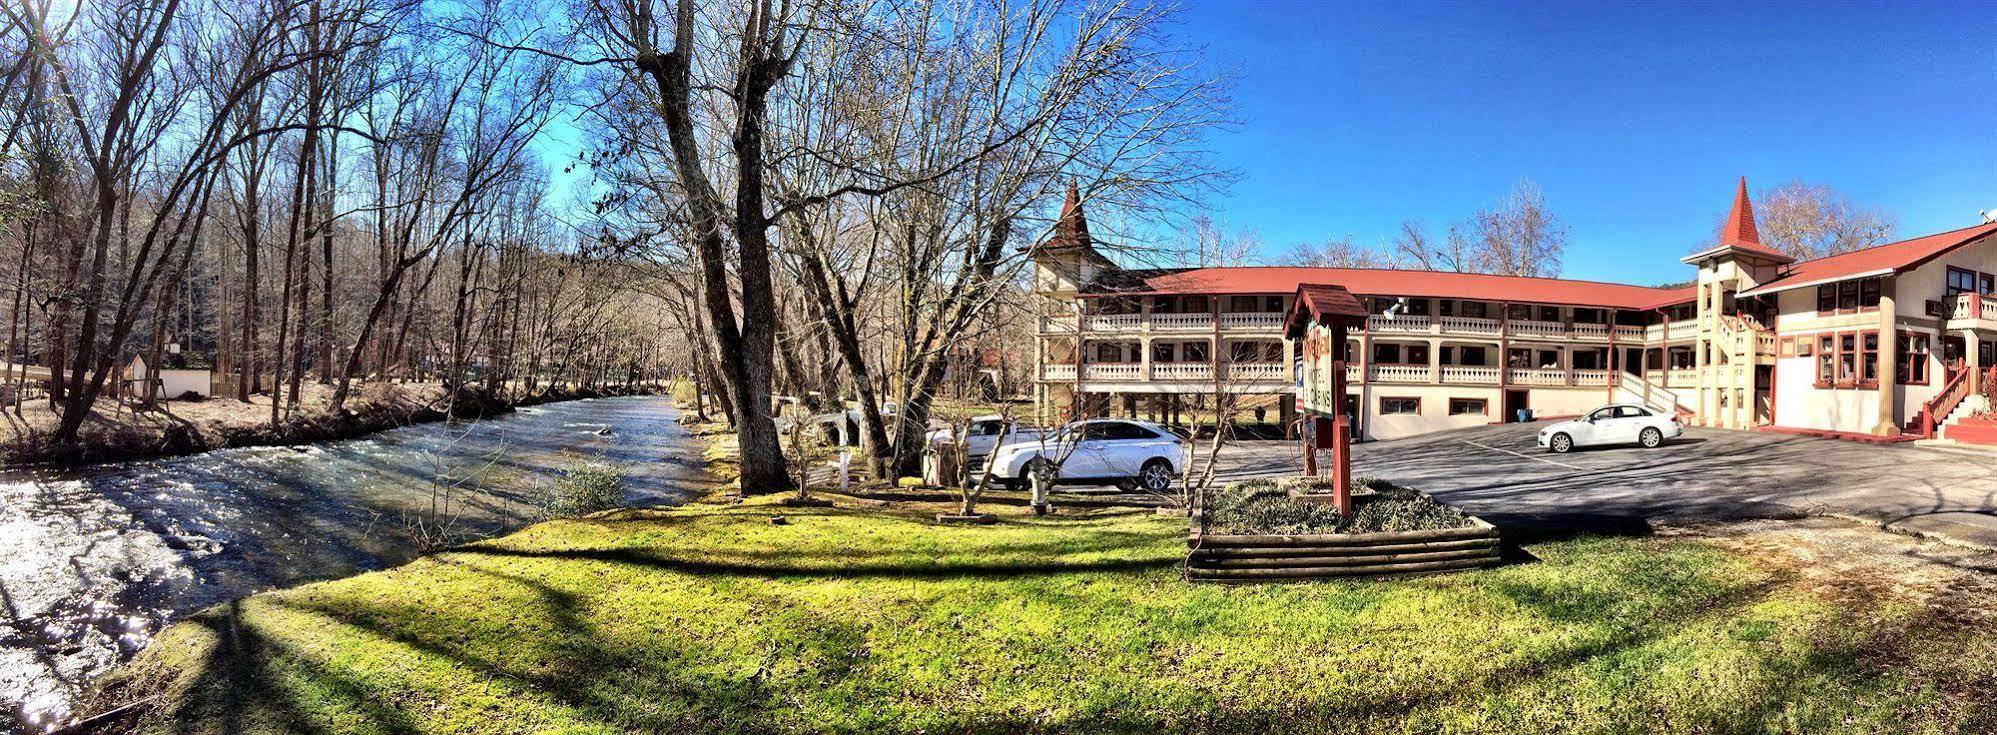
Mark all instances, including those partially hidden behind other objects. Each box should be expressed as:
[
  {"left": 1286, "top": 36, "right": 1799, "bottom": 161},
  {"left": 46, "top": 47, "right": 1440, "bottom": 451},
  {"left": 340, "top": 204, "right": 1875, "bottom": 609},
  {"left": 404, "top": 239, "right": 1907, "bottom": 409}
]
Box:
[
  {"left": 1718, "top": 176, "right": 1762, "bottom": 249},
  {"left": 1054, "top": 180, "right": 1094, "bottom": 247}
]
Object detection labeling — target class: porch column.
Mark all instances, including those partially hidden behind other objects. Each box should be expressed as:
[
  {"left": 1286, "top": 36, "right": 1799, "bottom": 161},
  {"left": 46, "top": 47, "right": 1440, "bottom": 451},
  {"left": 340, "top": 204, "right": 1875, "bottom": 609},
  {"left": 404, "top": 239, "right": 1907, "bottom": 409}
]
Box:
[
  {"left": 1874, "top": 279, "right": 1899, "bottom": 436},
  {"left": 1429, "top": 337, "right": 1442, "bottom": 384},
  {"left": 1968, "top": 328, "right": 1983, "bottom": 397}
]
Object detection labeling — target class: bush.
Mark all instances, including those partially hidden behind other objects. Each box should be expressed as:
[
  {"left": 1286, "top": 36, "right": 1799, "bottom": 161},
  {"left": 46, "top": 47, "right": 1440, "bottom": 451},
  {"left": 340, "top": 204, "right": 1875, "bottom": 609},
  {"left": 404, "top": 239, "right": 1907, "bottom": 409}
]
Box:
[
  {"left": 1203, "top": 477, "right": 1471, "bottom": 535},
  {"left": 543, "top": 462, "right": 626, "bottom": 519}
]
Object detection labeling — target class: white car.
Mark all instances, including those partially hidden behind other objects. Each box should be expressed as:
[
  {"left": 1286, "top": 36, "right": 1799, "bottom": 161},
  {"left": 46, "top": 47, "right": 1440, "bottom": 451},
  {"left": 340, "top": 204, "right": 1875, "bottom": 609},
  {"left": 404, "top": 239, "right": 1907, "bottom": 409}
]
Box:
[
  {"left": 987, "top": 418, "right": 1187, "bottom": 492},
  {"left": 1536, "top": 403, "right": 1683, "bottom": 453},
  {"left": 926, "top": 416, "right": 1049, "bottom": 472}
]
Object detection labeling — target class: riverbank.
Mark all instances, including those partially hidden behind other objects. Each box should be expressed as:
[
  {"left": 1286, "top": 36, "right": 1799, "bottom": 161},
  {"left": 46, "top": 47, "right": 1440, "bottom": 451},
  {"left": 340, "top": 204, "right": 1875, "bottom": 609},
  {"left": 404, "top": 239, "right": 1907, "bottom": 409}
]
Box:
[
  {"left": 78, "top": 491, "right": 1997, "bottom": 734},
  {"left": 0, "top": 382, "right": 666, "bottom": 468}
]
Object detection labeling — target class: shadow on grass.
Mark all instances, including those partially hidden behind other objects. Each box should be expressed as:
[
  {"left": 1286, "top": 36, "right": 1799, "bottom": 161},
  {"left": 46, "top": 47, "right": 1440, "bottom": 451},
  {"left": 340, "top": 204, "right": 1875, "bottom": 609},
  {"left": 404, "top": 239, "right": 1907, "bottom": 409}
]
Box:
[{"left": 103, "top": 507, "right": 1997, "bottom": 735}]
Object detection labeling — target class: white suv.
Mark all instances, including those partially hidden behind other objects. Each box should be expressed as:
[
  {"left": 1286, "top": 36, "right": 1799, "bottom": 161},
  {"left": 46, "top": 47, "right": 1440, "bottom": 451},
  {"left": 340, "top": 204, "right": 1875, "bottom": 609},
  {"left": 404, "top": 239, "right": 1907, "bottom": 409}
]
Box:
[{"left": 987, "top": 419, "right": 1187, "bottom": 492}]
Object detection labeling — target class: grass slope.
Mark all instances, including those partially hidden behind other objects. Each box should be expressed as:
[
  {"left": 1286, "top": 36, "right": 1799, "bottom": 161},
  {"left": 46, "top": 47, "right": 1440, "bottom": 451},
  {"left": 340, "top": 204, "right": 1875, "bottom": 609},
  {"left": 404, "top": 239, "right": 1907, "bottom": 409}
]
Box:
[{"left": 98, "top": 497, "right": 1997, "bottom": 734}]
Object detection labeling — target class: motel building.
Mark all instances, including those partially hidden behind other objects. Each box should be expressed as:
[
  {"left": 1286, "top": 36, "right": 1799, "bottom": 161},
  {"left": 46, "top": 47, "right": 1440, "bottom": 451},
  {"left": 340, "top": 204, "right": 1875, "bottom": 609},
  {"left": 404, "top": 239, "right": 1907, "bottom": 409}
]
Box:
[{"left": 1032, "top": 178, "right": 1997, "bottom": 443}]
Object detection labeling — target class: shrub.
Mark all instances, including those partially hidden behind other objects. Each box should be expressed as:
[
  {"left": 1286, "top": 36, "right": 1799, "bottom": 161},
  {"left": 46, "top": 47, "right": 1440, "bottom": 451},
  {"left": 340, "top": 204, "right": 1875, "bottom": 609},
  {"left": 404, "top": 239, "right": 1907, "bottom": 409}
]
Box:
[
  {"left": 1203, "top": 477, "right": 1471, "bottom": 535},
  {"left": 543, "top": 462, "right": 626, "bottom": 519}
]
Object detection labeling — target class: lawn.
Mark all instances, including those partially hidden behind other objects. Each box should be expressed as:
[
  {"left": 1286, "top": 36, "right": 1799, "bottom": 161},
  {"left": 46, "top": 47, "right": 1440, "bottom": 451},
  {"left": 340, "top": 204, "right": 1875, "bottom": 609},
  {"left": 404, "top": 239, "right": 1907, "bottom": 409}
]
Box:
[{"left": 94, "top": 496, "right": 1997, "bottom": 734}]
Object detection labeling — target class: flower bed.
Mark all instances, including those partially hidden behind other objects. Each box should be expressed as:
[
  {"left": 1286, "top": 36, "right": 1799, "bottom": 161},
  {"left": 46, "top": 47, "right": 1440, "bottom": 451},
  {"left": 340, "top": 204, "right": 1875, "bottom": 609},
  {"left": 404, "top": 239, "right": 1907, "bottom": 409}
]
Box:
[{"left": 1187, "top": 477, "right": 1500, "bottom": 582}]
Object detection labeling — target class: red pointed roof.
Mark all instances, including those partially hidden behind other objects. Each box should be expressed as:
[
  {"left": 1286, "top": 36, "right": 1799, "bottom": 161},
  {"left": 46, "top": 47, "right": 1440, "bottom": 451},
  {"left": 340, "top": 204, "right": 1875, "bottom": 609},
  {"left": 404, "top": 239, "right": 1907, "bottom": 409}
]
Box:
[
  {"left": 1052, "top": 181, "right": 1092, "bottom": 247},
  {"left": 1683, "top": 177, "right": 1795, "bottom": 264},
  {"left": 1720, "top": 177, "right": 1761, "bottom": 248}
]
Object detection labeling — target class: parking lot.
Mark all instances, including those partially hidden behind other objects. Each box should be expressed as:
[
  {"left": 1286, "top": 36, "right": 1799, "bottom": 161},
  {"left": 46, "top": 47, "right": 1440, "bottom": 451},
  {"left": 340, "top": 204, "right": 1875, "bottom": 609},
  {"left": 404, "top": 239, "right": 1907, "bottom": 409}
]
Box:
[{"left": 1200, "top": 423, "right": 1997, "bottom": 546}]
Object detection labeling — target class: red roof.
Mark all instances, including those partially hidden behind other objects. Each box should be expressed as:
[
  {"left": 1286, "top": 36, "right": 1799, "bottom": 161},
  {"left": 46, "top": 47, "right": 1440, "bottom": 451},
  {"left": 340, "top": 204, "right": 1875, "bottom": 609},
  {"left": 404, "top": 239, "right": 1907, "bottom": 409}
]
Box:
[
  {"left": 1739, "top": 222, "right": 1997, "bottom": 295},
  {"left": 1097, "top": 267, "right": 1694, "bottom": 310}
]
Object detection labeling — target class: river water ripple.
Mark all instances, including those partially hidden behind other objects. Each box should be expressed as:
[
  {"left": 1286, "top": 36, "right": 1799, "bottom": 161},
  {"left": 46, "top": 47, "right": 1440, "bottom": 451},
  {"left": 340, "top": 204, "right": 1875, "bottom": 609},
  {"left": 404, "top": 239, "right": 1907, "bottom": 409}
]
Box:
[{"left": 0, "top": 396, "right": 711, "bottom": 732}]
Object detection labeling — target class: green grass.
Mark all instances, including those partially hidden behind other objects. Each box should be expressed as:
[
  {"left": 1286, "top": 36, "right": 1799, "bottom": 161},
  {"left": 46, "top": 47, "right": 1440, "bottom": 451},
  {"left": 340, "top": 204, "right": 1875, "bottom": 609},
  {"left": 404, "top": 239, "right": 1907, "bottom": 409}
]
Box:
[{"left": 98, "top": 498, "right": 1997, "bottom": 735}]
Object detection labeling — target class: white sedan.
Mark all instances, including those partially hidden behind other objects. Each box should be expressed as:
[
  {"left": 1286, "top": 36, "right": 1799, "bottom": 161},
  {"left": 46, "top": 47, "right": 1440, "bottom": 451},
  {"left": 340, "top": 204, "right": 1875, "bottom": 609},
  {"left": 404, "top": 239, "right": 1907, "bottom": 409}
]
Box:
[
  {"left": 987, "top": 418, "right": 1187, "bottom": 492},
  {"left": 1536, "top": 403, "right": 1683, "bottom": 453}
]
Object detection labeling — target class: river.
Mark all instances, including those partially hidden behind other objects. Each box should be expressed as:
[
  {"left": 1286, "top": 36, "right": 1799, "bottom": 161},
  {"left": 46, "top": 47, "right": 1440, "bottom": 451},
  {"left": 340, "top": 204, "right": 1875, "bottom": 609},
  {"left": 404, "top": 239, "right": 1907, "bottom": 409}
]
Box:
[{"left": 0, "top": 396, "right": 713, "bottom": 732}]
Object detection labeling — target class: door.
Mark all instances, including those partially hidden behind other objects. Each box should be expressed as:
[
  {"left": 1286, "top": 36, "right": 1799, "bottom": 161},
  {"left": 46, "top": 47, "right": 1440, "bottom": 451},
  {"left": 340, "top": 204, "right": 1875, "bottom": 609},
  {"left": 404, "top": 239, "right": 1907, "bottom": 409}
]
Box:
[
  {"left": 1503, "top": 390, "right": 1529, "bottom": 423},
  {"left": 1059, "top": 424, "right": 1112, "bottom": 478},
  {"left": 1576, "top": 406, "right": 1622, "bottom": 446},
  {"left": 1094, "top": 421, "right": 1165, "bottom": 478}
]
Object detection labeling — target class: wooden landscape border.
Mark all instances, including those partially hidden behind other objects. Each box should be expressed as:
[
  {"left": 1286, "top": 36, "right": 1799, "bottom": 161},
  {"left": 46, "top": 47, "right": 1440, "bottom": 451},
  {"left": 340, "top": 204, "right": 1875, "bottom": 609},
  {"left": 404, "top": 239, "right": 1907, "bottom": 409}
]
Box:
[{"left": 1187, "top": 484, "right": 1502, "bottom": 582}]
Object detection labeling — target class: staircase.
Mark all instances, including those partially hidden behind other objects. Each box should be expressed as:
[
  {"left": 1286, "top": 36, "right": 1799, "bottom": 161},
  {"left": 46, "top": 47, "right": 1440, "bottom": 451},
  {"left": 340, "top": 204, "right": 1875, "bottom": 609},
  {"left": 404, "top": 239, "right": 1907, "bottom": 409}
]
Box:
[{"left": 1616, "top": 372, "right": 1694, "bottom": 420}]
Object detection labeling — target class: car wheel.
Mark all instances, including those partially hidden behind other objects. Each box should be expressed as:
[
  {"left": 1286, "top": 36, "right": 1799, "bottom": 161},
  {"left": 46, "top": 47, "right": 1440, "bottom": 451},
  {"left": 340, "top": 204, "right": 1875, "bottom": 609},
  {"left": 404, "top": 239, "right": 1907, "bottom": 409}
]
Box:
[
  {"left": 1136, "top": 459, "right": 1175, "bottom": 493},
  {"left": 1639, "top": 427, "right": 1663, "bottom": 448},
  {"left": 1549, "top": 433, "right": 1573, "bottom": 454}
]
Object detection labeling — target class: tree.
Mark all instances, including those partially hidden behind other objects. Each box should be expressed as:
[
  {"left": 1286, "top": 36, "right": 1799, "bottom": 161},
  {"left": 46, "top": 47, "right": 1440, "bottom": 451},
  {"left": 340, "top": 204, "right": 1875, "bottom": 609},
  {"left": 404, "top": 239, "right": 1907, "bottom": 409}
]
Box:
[
  {"left": 1396, "top": 179, "right": 1565, "bottom": 277},
  {"left": 1738, "top": 180, "right": 1895, "bottom": 260},
  {"left": 1280, "top": 235, "right": 1397, "bottom": 268}
]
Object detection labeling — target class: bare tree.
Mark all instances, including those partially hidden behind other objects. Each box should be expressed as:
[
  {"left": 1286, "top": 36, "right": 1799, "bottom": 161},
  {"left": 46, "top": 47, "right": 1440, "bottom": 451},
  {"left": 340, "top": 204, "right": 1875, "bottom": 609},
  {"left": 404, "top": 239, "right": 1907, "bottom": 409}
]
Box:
[
  {"left": 1280, "top": 235, "right": 1397, "bottom": 268},
  {"left": 1735, "top": 180, "right": 1894, "bottom": 260}
]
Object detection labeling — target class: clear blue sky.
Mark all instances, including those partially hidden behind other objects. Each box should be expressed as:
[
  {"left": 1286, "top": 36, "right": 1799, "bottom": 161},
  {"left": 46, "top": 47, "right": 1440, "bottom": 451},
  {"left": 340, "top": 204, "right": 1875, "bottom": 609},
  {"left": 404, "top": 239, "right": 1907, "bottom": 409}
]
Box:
[{"left": 1172, "top": 0, "right": 1997, "bottom": 285}]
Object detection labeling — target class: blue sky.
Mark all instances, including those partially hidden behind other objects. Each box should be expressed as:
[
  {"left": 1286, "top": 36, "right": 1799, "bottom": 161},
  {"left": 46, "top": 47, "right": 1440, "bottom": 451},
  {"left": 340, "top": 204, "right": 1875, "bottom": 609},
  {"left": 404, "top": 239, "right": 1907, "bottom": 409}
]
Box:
[{"left": 1166, "top": 0, "right": 1997, "bottom": 285}]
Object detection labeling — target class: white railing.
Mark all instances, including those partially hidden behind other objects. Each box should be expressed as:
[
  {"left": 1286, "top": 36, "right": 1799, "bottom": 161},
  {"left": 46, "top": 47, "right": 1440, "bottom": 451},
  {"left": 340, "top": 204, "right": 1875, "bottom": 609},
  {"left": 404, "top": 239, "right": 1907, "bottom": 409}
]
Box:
[
  {"left": 1439, "top": 316, "right": 1501, "bottom": 336},
  {"left": 1042, "top": 364, "right": 1076, "bottom": 381},
  {"left": 1225, "top": 362, "right": 1289, "bottom": 381},
  {"left": 1369, "top": 364, "right": 1433, "bottom": 382},
  {"left": 1947, "top": 293, "right": 1997, "bottom": 321},
  {"left": 1509, "top": 319, "right": 1566, "bottom": 338},
  {"left": 1572, "top": 369, "right": 1612, "bottom": 386},
  {"left": 1644, "top": 319, "right": 1697, "bottom": 341},
  {"left": 1755, "top": 332, "right": 1775, "bottom": 355},
  {"left": 1149, "top": 313, "right": 1211, "bottom": 331},
  {"left": 1367, "top": 315, "right": 1431, "bottom": 332},
  {"left": 1662, "top": 368, "right": 1697, "bottom": 387},
  {"left": 1218, "top": 312, "right": 1283, "bottom": 330},
  {"left": 1571, "top": 323, "right": 1610, "bottom": 340},
  {"left": 1040, "top": 315, "right": 1078, "bottom": 333},
  {"left": 1612, "top": 325, "right": 1644, "bottom": 341},
  {"left": 1345, "top": 364, "right": 1361, "bottom": 382},
  {"left": 1082, "top": 314, "right": 1141, "bottom": 332},
  {"left": 1440, "top": 365, "right": 1502, "bottom": 384},
  {"left": 1150, "top": 363, "right": 1213, "bottom": 381},
  {"left": 1084, "top": 364, "right": 1142, "bottom": 380},
  {"left": 1507, "top": 368, "right": 1566, "bottom": 386}
]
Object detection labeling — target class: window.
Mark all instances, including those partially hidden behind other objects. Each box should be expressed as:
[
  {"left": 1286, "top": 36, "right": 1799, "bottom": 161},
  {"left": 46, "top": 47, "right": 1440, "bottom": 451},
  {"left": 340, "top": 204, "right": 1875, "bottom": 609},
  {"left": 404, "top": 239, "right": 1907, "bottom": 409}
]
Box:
[
  {"left": 1229, "top": 295, "right": 1260, "bottom": 313},
  {"left": 1538, "top": 305, "right": 1559, "bottom": 322},
  {"left": 1151, "top": 342, "right": 1176, "bottom": 363},
  {"left": 1372, "top": 343, "right": 1402, "bottom": 364},
  {"left": 1459, "top": 346, "right": 1488, "bottom": 365},
  {"left": 1614, "top": 406, "right": 1653, "bottom": 418},
  {"left": 1817, "top": 284, "right": 1835, "bottom": 313},
  {"left": 1838, "top": 333, "right": 1858, "bottom": 384},
  {"left": 1266, "top": 296, "right": 1284, "bottom": 313},
  {"left": 1572, "top": 308, "right": 1606, "bottom": 324},
  {"left": 1949, "top": 267, "right": 1979, "bottom": 297},
  {"left": 1084, "top": 422, "right": 1157, "bottom": 441},
  {"left": 1983, "top": 274, "right": 1995, "bottom": 295},
  {"left": 1898, "top": 332, "right": 1931, "bottom": 385},
  {"left": 1095, "top": 343, "right": 1124, "bottom": 363},
  {"left": 1817, "top": 335, "right": 1835, "bottom": 385},
  {"left": 1182, "top": 295, "right": 1210, "bottom": 313},
  {"left": 1184, "top": 342, "right": 1209, "bottom": 362},
  {"left": 1779, "top": 337, "right": 1796, "bottom": 357},
  {"left": 1586, "top": 407, "right": 1618, "bottom": 421},
  {"left": 1460, "top": 301, "right": 1489, "bottom": 319},
  {"left": 1380, "top": 397, "right": 1420, "bottom": 415},
  {"left": 1861, "top": 332, "right": 1879, "bottom": 385},
  {"left": 1838, "top": 280, "right": 1859, "bottom": 311},
  {"left": 1859, "top": 278, "right": 1880, "bottom": 309},
  {"left": 1448, "top": 398, "right": 1486, "bottom": 416}
]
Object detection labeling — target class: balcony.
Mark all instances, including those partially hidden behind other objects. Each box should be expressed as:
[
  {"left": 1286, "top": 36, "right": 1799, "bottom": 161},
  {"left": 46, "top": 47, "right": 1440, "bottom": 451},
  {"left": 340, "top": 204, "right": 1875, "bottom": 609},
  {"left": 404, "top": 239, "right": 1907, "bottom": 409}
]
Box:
[
  {"left": 1945, "top": 293, "right": 1997, "bottom": 330},
  {"left": 1041, "top": 311, "right": 1289, "bottom": 335},
  {"left": 1225, "top": 362, "right": 1290, "bottom": 381},
  {"left": 1042, "top": 363, "right": 1076, "bottom": 381},
  {"left": 1643, "top": 319, "right": 1698, "bottom": 341},
  {"left": 1438, "top": 316, "right": 1501, "bottom": 336},
  {"left": 1368, "top": 364, "right": 1434, "bottom": 383},
  {"left": 1507, "top": 368, "right": 1566, "bottom": 386},
  {"left": 1367, "top": 314, "right": 1432, "bottom": 333},
  {"left": 1150, "top": 363, "right": 1213, "bottom": 381},
  {"left": 1439, "top": 365, "right": 1502, "bottom": 384}
]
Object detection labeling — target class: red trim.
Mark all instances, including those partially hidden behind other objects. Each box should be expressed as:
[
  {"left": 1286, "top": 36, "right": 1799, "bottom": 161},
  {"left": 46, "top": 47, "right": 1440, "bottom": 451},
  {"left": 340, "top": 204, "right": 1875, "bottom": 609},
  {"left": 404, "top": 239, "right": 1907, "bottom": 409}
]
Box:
[{"left": 1754, "top": 425, "right": 1920, "bottom": 444}]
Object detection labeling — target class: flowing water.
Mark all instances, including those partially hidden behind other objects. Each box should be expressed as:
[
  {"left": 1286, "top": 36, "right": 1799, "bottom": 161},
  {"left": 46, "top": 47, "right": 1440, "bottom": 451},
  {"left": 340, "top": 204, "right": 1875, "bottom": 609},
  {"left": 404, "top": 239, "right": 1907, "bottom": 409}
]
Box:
[{"left": 0, "top": 396, "right": 713, "bottom": 732}]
